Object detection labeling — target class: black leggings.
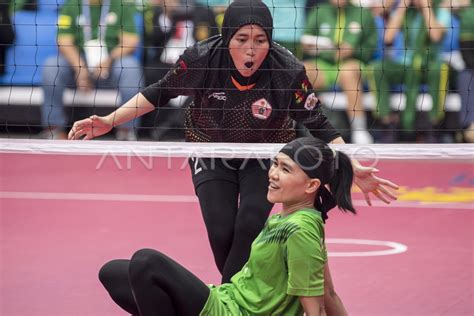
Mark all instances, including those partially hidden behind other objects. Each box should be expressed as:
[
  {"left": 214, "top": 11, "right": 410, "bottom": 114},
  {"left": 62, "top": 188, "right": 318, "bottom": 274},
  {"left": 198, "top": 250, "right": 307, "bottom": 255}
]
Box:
[
  {"left": 99, "top": 249, "right": 209, "bottom": 316},
  {"left": 196, "top": 177, "right": 273, "bottom": 283}
]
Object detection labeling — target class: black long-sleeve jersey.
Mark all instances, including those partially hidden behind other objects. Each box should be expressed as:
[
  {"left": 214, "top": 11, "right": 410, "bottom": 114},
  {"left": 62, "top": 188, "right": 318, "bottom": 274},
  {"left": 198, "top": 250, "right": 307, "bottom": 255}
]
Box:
[{"left": 141, "top": 35, "right": 340, "bottom": 143}]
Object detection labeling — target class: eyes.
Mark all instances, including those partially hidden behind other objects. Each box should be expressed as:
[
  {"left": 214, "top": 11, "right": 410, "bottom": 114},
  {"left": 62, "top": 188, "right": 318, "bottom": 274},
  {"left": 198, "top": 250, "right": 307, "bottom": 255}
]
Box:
[
  {"left": 234, "top": 37, "right": 268, "bottom": 45},
  {"left": 271, "top": 158, "right": 290, "bottom": 173}
]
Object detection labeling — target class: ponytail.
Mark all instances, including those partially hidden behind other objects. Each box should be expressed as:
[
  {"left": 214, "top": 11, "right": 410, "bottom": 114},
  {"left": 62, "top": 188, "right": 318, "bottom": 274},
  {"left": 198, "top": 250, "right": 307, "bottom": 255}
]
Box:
[{"left": 329, "top": 151, "right": 356, "bottom": 214}]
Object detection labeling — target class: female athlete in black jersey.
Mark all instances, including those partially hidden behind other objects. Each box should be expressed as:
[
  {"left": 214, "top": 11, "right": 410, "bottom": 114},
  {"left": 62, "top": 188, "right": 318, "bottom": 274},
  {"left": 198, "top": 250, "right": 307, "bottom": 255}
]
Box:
[{"left": 69, "top": 0, "right": 398, "bottom": 314}]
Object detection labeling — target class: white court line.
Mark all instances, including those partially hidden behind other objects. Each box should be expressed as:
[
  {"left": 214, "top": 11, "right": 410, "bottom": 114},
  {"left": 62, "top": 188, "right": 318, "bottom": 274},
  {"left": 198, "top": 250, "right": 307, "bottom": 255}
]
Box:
[
  {"left": 1, "top": 191, "right": 473, "bottom": 210},
  {"left": 327, "top": 238, "right": 408, "bottom": 257}
]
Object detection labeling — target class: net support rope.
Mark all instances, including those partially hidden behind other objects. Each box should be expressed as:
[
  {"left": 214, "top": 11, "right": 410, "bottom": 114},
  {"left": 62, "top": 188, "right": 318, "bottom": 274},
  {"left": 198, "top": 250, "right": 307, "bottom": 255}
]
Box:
[{"left": 1, "top": 139, "right": 473, "bottom": 161}]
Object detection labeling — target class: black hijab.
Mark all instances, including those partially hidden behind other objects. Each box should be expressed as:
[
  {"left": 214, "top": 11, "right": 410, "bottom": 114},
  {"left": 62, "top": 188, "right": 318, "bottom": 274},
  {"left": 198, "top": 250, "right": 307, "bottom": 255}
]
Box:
[
  {"left": 221, "top": 0, "right": 273, "bottom": 46},
  {"left": 220, "top": 0, "right": 273, "bottom": 85}
]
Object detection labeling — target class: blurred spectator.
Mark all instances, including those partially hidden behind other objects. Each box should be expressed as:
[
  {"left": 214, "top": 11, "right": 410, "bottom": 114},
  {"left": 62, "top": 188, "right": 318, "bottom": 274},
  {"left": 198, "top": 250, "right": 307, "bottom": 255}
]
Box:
[
  {"left": 453, "top": 0, "right": 474, "bottom": 142},
  {"left": 263, "top": 0, "right": 306, "bottom": 57},
  {"left": 195, "top": 0, "right": 228, "bottom": 31},
  {"left": 142, "top": 0, "right": 217, "bottom": 139},
  {"left": 302, "top": 0, "right": 378, "bottom": 144},
  {"left": 368, "top": 0, "right": 399, "bottom": 61},
  {"left": 369, "top": 0, "right": 451, "bottom": 142},
  {"left": 40, "top": 0, "right": 143, "bottom": 140},
  {"left": 0, "top": 0, "right": 14, "bottom": 74},
  {"left": 367, "top": 0, "right": 402, "bottom": 142},
  {"left": 13, "top": 0, "right": 38, "bottom": 11}
]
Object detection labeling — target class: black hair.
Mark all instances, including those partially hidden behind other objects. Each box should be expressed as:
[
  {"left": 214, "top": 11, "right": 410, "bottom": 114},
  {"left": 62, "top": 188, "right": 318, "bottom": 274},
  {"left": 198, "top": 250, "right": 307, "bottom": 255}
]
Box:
[
  {"left": 279, "top": 137, "right": 356, "bottom": 218},
  {"left": 328, "top": 149, "right": 356, "bottom": 214}
]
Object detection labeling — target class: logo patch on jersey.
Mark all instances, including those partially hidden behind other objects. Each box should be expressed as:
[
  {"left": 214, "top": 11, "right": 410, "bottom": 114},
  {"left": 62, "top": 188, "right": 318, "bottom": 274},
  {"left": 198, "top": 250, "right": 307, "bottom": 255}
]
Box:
[
  {"left": 304, "top": 93, "right": 319, "bottom": 110},
  {"left": 172, "top": 60, "right": 188, "bottom": 77},
  {"left": 294, "top": 91, "right": 304, "bottom": 104},
  {"left": 251, "top": 98, "right": 272, "bottom": 120},
  {"left": 208, "top": 92, "right": 227, "bottom": 101},
  {"left": 301, "top": 78, "right": 310, "bottom": 93}
]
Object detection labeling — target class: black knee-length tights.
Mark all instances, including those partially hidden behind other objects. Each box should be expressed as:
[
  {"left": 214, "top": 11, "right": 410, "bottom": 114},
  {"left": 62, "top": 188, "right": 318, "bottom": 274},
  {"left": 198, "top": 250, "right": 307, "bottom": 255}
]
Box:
[{"left": 99, "top": 249, "right": 209, "bottom": 316}]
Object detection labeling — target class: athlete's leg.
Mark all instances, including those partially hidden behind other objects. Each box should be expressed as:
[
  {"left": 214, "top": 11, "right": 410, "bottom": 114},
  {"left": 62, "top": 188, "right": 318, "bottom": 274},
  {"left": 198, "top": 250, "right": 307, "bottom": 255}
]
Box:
[
  {"left": 99, "top": 259, "right": 138, "bottom": 315},
  {"left": 221, "top": 159, "right": 273, "bottom": 283},
  {"left": 41, "top": 55, "right": 75, "bottom": 133},
  {"left": 338, "top": 59, "right": 373, "bottom": 144},
  {"left": 304, "top": 60, "right": 327, "bottom": 89},
  {"left": 129, "top": 248, "right": 210, "bottom": 316},
  {"left": 196, "top": 180, "right": 239, "bottom": 274},
  {"left": 402, "top": 58, "right": 423, "bottom": 131},
  {"left": 427, "top": 60, "right": 449, "bottom": 124},
  {"left": 370, "top": 59, "right": 405, "bottom": 122}
]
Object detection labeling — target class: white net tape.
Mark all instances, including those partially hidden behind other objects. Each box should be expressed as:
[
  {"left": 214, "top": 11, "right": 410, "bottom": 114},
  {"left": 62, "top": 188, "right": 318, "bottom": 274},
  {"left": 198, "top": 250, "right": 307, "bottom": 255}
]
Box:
[{"left": 1, "top": 139, "right": 473, "bottom": 161}]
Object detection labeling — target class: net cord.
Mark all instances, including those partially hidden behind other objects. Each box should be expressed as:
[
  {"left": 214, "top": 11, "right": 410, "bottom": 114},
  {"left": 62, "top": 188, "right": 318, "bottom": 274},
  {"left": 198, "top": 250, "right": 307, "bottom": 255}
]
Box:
[{"left": 1, "top": 139, "right": 473, "bottom": 161}]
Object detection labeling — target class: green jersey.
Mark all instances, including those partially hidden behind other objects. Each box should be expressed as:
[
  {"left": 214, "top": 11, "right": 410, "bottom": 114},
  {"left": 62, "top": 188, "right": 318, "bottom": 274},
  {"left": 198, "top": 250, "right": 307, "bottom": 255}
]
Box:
[
  {"left": 57, "top": 0, "right": 137, "bottom": 53},
  {"left": 459, "top": 5, "right": 474, "bottom": 41},
  {"left": 305, "top": 4, "right": 377, "bottom": 64},
  {"left": 200, "top": 209, "right": 327, "bottom": 316}
]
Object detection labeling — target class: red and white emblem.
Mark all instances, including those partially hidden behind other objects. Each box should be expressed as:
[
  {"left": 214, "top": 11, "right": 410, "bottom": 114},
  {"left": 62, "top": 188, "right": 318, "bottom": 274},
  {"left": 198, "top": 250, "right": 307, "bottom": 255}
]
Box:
[
  {"left": 251, "top": 98, "right": 272, "bottom": 120},
  {"left": 304, "top": 93, "right": 318, "bottom": 110}
]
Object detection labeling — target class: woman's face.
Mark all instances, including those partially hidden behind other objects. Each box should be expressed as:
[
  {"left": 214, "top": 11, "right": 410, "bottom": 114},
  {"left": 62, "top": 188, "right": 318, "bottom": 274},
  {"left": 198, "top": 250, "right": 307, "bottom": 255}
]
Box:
[
  {"left": 267, "top": 153, "right": 319, "bottom": 205},
  {"left": 228, "top": 24, "right": 270, "bottom": 77}
]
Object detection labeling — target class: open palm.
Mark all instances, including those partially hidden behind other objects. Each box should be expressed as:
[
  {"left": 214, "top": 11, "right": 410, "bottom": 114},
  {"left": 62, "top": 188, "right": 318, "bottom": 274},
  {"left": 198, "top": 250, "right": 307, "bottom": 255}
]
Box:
[{"left": 354, "top": 165, "right": 399, "bottom": 206}]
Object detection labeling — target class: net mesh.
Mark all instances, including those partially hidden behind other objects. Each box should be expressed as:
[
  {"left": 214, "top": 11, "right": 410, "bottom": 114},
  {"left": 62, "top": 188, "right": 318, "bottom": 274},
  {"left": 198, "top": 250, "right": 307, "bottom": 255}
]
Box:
[{"left": 0, "top": 1, "right": 472, "bottom": 143}]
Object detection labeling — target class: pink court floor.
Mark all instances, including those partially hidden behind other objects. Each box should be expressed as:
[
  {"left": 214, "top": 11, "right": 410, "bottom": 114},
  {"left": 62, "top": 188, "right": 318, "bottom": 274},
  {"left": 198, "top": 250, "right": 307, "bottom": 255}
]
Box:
[{"left": 1, "top": 152, "right": 473, "bottom": 315}]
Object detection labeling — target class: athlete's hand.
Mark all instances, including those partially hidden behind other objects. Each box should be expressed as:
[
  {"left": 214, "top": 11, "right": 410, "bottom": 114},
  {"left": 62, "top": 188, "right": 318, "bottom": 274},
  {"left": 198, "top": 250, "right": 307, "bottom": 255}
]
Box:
[
  {"left": 68, "top": 115, "right": 113, "bottom": 140},
  {"left": 353, "top": 164, "right": 399, "bottom": 206}
]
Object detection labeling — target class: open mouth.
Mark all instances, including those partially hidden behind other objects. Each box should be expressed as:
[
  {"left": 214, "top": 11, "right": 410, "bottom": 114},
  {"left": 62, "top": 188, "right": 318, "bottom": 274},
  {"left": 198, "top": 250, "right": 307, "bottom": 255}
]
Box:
[{"left": 244, "top": 62, "right": 254, "bottom": 69}]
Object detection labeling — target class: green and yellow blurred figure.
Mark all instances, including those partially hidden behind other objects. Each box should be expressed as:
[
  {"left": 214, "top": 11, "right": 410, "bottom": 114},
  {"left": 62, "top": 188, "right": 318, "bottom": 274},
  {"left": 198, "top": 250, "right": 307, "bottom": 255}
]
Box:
[
  {"left": 302, "top": 0, "right": 378, "bottom": 144},
  {"left": 368, "top": 0, "right": 451, "bottom": 138}
]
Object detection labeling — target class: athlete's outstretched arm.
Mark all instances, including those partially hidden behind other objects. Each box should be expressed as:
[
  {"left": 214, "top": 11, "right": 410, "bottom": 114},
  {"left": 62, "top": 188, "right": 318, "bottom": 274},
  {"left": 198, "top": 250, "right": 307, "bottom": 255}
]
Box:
[
  {"left": 68, "top": 93, "right": 154, "bottom": 140},
  {"left": 69, "top": 40, "right": 206, "bottom": 140},
  {"left": 330, "top": 137, "right": 399, "bottom": 206}
]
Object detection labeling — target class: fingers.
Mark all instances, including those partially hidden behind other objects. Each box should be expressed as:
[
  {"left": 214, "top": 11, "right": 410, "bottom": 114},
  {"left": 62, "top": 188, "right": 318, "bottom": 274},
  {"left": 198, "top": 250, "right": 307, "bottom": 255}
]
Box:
[
  {"left": 364, "top": 192, "right": 372, "bottom": 206},
  {"left": 69, "top": 127, "right": 85, "bottom": 140},
  {"left": 372, "top": 190, "right": 392, "bottom": 204},
  {"left": 373, "top": 175, "right": 400, "bottom": 190},
  {"left": 69, "top": 117, "right": 94, "bottom": 140},
  {"left": 378, "top": 185, "right": 398, "bottom": 201},
  {"left": 68, "top": 127, "right": 75, "bottom": 140},
  {"left": 366, "top": 185, "right": 398, "bottom": 206}
]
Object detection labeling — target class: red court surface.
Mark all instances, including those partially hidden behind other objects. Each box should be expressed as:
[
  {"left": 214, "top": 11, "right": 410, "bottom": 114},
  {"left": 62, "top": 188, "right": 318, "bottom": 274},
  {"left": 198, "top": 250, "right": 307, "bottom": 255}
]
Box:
[{"left": 1, "top": 152, "right": 473, "bottom": 315}]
